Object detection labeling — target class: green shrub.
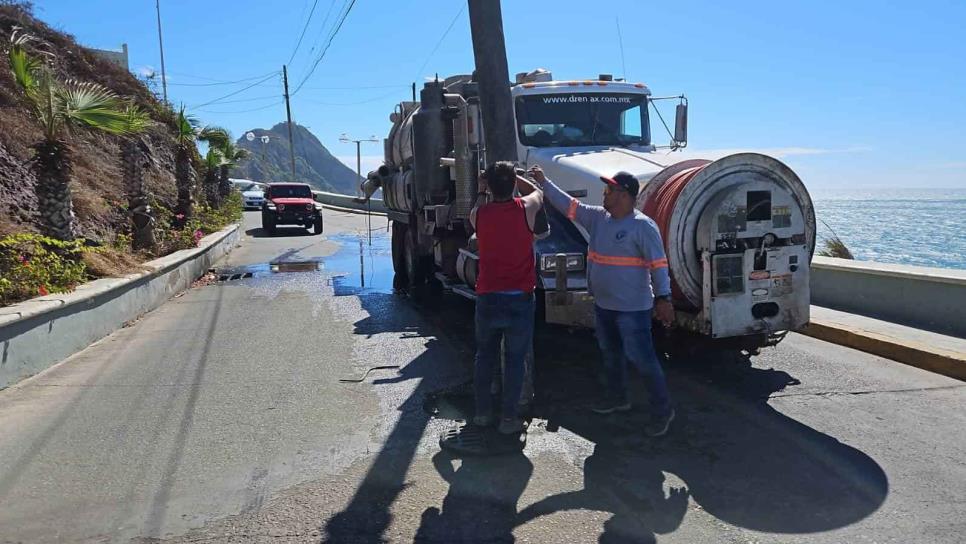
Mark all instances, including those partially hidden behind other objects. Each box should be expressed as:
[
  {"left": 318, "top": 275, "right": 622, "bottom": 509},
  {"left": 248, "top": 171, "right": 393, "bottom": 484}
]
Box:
[{"left": 0, "top": 234, "right": 90, "bottom": 305}]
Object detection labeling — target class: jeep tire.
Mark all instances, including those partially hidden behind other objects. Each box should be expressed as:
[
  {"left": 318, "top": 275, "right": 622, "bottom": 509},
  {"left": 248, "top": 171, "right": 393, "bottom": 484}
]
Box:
[{"left": 261, "top": 213, "right": 276, "bottom": 235}]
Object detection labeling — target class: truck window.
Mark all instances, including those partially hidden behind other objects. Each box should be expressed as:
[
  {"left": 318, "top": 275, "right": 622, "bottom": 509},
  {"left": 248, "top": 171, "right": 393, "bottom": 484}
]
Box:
[{"left": 515, "top": 93, "right": 650, "bottom": 147}]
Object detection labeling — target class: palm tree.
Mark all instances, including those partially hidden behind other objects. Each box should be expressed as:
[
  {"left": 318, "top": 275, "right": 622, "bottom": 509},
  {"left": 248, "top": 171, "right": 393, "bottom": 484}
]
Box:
[
  {"left": 201, "top": 147, "right": 223, "bottom": 209},
  {"left": 117, "top": 102, "right": 156, "bottom": 250},
  {"left": 196, "top": 126, "right": 230, "bottom": 208},
  {"left": 8, "top": 30, "right": 131, "bottom": 240},
  {"left": 173, "top": 106, "right": 199, "bottom": 227},
  {"left": 216, "top": 140, "right": 250, "bottom": 200}
]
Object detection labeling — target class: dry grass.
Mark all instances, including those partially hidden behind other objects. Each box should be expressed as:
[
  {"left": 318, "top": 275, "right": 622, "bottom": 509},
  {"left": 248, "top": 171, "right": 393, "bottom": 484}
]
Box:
[{"left": 81, "top": 247, "right": 149, "bottom": 278}]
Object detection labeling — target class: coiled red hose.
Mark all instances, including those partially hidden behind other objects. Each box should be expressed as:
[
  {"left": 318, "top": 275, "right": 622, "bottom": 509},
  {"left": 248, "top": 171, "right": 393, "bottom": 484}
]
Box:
[{"left": 642, "top": 164, "right": 709, "bottom": 303}]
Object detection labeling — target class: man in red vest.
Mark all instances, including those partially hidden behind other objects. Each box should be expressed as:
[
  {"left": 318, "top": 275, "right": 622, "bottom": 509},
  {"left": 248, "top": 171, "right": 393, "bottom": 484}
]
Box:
[{"left": 470, "top": 161, "right": 547, "bottom": 434}]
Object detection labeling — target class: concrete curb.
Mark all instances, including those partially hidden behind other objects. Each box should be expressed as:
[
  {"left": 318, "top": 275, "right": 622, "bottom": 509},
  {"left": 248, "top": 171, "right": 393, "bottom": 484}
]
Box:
[
  {"left": 0, "top": 224, "right": 241, "bottom": 389},
  {"left": 800, "top": 319, "right": 966, "bottom": 381}
]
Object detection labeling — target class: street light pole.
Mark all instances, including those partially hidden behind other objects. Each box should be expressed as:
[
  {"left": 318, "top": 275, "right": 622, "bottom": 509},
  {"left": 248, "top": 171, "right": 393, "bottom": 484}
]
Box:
[{"left": 340, "top": 133, "right": 379, "bottom": 244}]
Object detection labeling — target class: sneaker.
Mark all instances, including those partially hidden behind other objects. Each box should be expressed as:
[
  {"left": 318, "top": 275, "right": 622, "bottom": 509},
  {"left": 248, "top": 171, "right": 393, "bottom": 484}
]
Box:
[
  {"left": 590, "top": 399, "right": 632, "bottom": 415},
  {"left": 644, "top": 409, "right": 675, "bottom": 437},
  {"left": 498, "top": 417, "right": 525, "bottom": 435},
  {"left": 473, "top": 414, "right": 494, "bottom": 427}
]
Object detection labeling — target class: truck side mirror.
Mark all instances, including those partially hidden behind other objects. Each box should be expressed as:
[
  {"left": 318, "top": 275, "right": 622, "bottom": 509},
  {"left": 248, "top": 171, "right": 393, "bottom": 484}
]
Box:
[{"left": 674, "top": 102, "right": 688, "bottom": 147}]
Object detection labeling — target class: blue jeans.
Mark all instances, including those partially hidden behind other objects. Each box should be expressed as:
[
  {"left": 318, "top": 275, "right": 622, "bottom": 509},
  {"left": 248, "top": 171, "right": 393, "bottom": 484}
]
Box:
[
  {"left": 474, "top": 293, "right": 535, "bottom": 420},
  {"left": 594, "top": 305, "right": 672, "bottom": 417}
]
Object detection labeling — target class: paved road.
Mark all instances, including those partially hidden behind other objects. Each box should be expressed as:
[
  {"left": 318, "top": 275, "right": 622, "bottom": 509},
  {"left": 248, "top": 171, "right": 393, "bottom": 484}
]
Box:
[{"left": 1, "top": 210, "right": 963, "bottom": 543}]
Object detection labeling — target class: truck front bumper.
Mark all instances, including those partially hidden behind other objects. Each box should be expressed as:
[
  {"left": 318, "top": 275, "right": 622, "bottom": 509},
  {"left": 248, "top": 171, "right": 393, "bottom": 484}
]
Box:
[{"left": 544, "top": 290, "right": 596, "bottom": 329}]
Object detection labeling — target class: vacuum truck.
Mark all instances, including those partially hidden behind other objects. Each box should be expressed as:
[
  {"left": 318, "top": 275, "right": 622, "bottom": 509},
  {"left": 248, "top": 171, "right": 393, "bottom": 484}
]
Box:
[{"left": 362, "top": 69, "right": 816, "bottom": 348}]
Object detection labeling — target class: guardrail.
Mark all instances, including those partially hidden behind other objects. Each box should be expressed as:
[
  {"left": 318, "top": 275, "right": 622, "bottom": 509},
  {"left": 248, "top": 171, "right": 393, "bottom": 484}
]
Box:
[
  {"left": 810, "top": 256, "right": 966, "bottom": 338},
  {"left": 312, "top": 191, "right": 387, "bottom": 214}
]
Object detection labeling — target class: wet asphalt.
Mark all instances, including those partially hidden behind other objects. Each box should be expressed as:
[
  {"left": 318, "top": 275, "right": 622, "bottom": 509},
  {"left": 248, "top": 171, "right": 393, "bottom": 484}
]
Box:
[{"left": 0, "top": 210, "right": 964, "bottom": 543}]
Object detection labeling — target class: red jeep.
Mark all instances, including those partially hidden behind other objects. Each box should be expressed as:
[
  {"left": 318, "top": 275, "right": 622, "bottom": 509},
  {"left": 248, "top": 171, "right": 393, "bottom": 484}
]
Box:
[{"left": 260, "top": 183, "right": 323, "bottom": 235}]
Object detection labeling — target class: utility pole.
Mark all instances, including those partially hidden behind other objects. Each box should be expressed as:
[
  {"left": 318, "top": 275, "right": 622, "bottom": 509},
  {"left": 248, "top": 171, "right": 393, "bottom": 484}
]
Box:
[
  {"left": 340, "top": 133, "right": 379, "bottom": 244},
  {"left": 155, "top": 0, "right": 168, "bottom": 104},
  {"left": 467, "top": 0, "right": 517, "bottom": 163},
  {"left": 282, "top": 65, "right": 297, "bottom": 181}
]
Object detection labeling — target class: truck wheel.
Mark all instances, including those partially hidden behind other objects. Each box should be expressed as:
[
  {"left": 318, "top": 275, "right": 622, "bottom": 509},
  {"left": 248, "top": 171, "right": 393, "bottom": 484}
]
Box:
[
  {"left": 404, "top": 225, "right": 428, "bottom": 290},
  {"left": 391, "top": 221, "right": 408, "bottom": 286},
  {"left": 261, "top": 214, "right": 276, "bottom": 235},
  {"left": 313, "top": 215, "right": 324, "bottom": 235}
]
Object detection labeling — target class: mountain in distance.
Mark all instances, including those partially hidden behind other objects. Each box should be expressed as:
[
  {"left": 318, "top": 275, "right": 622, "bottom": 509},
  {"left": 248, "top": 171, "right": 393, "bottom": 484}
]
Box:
[{"left": 231, "top": 122, "right": 363, "bottom": 194}]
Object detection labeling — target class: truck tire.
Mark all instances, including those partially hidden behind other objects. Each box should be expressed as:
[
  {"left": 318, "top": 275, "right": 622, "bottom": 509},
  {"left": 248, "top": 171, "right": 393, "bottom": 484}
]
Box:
[
  {"left": 313, "top": 215, "right": 324, "bottom": 235},
  {"left": 391, "top": 221, "right": 407, "bottom": 278},
  {"left": 404, "top": 224, "right": 428, "bottom": 290},
  {"left": 262, "top": 213, "right": 276, "bottom": 235}
]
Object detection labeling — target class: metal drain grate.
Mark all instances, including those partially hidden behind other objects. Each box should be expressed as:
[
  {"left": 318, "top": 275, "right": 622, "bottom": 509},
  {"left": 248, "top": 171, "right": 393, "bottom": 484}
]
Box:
[{"left": 217, "top": 272, "right": 253, "bottom": 282}]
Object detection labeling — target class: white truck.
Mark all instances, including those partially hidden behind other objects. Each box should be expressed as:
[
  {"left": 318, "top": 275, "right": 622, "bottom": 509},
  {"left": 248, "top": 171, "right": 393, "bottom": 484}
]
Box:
[{"left": 363, "top": 69, "right": 816, "bottom": 349}]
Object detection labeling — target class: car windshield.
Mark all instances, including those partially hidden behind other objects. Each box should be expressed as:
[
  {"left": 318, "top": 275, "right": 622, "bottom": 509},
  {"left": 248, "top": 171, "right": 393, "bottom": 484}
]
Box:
[
  {"left": 269, "top": 185, "right": 312, "bottom": 198},
  {"left": 515, "top": 92, "right": 650, "bottom": 147},
  {"left": 240, "top": 183, "right": 260, "bottom": 192}
]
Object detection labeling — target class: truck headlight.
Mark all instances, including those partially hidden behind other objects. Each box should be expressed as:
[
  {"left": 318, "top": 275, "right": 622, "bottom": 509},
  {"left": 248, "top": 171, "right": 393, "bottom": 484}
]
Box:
[{"left": 540, "top": 253, "right": 585, "bottom": 271}]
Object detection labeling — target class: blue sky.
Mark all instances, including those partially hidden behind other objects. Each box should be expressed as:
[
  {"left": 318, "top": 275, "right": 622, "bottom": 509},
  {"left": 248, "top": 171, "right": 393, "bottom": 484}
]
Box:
[{"left": 34, "top": 0, "right": 966, "bottom": 191}]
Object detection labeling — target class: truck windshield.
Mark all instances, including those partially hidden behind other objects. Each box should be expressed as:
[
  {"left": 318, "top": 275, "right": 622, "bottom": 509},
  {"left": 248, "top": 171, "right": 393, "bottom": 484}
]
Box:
[{"left": 515, "top": 93, "right": 649, "bottom": 147}]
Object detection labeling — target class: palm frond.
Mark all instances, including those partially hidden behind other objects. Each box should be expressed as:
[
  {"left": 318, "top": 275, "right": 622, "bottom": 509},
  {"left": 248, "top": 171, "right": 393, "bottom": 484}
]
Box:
[
  {"left": 203, "top": 147, "right": 223, "bottom": 170},
  {"left": 8, "top": 40, "right": 39, "bottom": 92},
  {"left": 219, "top": 140, "right": 250, "bottom": 163},
  {"left": 197, "top": 125, "right": 231, "bottom": 149},
  {"left": 119, "top": 101, "right": 151, "bottom": 134},
  {"left": 56, "top": 79, "right": 132, "bottom": 135},
  {"left": 175, "top": 105, "right": 200, "bottom": 145}
]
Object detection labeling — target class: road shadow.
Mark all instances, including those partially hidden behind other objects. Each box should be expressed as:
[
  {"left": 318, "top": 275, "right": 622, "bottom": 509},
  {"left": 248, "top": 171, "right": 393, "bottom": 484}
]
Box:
[
  {"left": 416, "top": 323, "right": 889, "bottom": 542},
  {"left": 319, "top": 236, "right": 888, "bottom": 541},
  {"left": 244, "top": 226, "right": 316, "bottom": 238},
  {"left": 321, "top": 280, "right": 478, "bottom": 543}
]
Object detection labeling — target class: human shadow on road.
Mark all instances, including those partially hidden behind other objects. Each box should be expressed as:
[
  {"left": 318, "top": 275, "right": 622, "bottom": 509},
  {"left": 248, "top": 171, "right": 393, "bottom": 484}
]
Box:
[
  {"left": 244, "top": 226, "right": 315, "bottom": 238},
  {"left": 413, "top": 450, "right": 533, "bottom": 542},
  {"left": 516, "top": 327, "right": 889, "bottom": 541},
  {"left": 321, "top": 283, "right": 478, "bottom": 543},
  {"left": 418, "top": 324, "right": 889, "bottom": 542}
]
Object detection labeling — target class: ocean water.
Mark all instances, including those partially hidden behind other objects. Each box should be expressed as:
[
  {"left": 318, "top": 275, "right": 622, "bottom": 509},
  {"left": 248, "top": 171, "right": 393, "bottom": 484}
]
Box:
[{"left": 811, "top": 188, "right": 966, "bottom": 270}]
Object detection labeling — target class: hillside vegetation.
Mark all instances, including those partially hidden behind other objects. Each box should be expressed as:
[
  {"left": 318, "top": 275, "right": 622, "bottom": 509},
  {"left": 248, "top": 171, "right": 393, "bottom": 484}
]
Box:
[
  {"left": 0, "top": 1, "right": 181, "bottom": 239},
  {"left": 0, "top": 2, "right": 242, "bottom": 306}
]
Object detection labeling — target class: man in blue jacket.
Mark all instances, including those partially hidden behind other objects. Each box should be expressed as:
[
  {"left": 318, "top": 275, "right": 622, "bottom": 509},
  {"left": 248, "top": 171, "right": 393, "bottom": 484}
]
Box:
[{"left": 530, "top": 166, "right": 675, "bottom": 437}]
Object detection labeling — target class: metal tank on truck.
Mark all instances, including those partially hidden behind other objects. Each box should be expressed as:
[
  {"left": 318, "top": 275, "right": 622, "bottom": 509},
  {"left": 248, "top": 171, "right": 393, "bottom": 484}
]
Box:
[{"left": 361, "top": 69, "right": 816, "bottom": 349}]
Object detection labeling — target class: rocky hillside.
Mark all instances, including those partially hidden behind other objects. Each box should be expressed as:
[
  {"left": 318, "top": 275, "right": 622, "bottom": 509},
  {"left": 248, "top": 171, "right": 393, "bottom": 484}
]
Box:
[
  {"left": 231, "top": 122, "right": 362, "bottom": 194},
  {"left": 0, "top": 2, "right": 181, "bottom": 239}
]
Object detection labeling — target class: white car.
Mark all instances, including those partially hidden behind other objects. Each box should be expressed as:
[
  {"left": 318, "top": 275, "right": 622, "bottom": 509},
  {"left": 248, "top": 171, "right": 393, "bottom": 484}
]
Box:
[{"left": 237, "top": 182, "right": 266, "bottom": 210}]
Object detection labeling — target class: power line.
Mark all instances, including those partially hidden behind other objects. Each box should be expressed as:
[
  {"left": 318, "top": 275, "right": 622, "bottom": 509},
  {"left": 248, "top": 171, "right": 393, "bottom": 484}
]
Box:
[
  {"left": 165, "top": 70, "right": 277, "bottom": 85},
  {"left": 414, "top": 4, "right": 466, "bottom": 81},
  {"left": 287, "top": 0, "right": 320, "bottom": 65},
  {"left": 203, "top": 94, "right": 279, "bottom": 106},
  {"left": 292, "top": 0, "right": 357, "bottom": 96},
  {"left": 190, "top": 72, "right": 280, "bottom": 109},
  {"left": 296, "top": 0, "right": 339, "bottom": 74},
  {"left": 196, "top": 100, "right": 285, "bottom": 115},
  {"left": 298, "top": 83, "right": 409, "bottom": 90},
  {"left": 295, "top": 89, "right": 401, "bottom": 106}
]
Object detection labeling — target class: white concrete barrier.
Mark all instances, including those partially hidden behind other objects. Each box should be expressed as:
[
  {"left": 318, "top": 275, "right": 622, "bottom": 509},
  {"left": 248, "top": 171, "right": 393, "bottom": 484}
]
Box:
[
  {"left": 312, "top": 191, "right": 387, "bottom": 214},
  {"left": 0, "top": 225, "right": 240, "bottom": 389},
  {"left": 810, "top": 256, "right": 966, "bottom": 338}
]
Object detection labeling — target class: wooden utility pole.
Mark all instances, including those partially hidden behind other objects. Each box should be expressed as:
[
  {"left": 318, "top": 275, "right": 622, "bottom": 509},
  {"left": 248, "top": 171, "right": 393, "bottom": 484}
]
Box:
[
  {"left": 155, "top": 0, "right": 168, "bottom": 104},
  {"left": 467, "top": 0, "right": 517, "bottom": 163},
  {"left": 282, "top": 65, "right": 297, "bottom": 180}
]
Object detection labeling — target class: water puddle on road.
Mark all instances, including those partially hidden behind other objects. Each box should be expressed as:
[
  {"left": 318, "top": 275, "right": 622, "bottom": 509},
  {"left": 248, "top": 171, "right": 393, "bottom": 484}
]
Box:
[
  {"left": 325, "top": 234, "right": 396, "bottom": 296},
  {"left": 212, "top": 233, "right": 396, "bottom": 296}
]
